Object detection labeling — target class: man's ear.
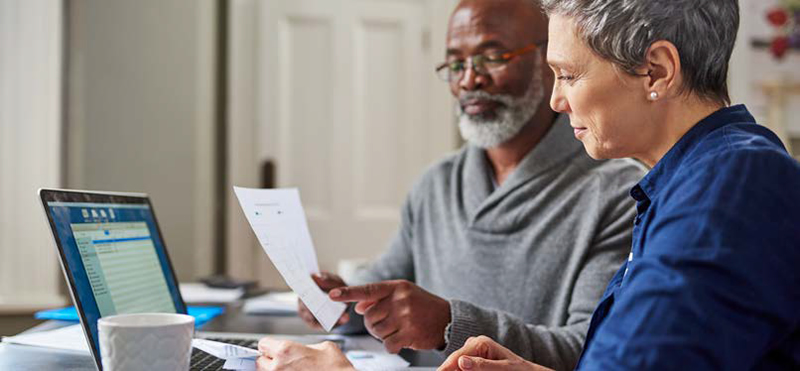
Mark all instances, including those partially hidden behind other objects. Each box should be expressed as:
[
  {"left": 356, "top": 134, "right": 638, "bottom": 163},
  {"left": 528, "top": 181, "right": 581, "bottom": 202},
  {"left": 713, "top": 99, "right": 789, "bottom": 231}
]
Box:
[{"left": 642, "top": 40, "right": 681, "bottom": 100}]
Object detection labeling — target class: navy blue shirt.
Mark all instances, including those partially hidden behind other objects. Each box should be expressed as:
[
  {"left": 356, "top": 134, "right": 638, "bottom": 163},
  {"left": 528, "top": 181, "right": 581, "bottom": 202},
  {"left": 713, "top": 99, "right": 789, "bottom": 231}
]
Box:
[{"left": 578, "top": 105, "right": 800, "bottom": 370}]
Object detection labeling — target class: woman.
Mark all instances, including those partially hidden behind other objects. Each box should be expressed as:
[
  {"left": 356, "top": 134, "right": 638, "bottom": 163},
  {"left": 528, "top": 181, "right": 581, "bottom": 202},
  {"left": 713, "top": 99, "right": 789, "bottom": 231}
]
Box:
[{"left": 256, "top": 0, "right": 800, "bottom": 369}]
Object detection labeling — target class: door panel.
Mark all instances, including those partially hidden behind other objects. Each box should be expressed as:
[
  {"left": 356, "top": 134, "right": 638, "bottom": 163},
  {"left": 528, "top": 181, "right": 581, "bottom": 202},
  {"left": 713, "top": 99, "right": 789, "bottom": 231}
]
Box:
[
  {"left": 229, "top": 0, "right": 456, "bottom": 285},
  {"left": 279, "top": 16, "right": 336, "bottom": 217}
]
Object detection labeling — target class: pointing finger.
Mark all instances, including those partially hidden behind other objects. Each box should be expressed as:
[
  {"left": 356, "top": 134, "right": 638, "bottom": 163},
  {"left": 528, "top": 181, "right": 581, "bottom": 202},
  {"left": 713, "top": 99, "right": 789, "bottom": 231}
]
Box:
[
  {"left": 312, "top": 273, "right": 344, "bottom": 290},
  {"left": 329, "top": 282, "right": 395, "bottom": 302}
]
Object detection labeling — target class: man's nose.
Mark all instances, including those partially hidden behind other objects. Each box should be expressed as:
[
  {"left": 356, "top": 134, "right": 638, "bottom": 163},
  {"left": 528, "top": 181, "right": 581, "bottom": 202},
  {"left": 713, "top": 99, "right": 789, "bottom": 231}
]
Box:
[{"left": 458, "top": 62, "right": 485, "bottom": 91}]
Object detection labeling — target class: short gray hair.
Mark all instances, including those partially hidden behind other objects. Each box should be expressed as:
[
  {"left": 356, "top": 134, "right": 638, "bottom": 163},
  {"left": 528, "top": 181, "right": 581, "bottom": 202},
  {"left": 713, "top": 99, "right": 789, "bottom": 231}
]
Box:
[{"left": 541, "top": 0, "right": 739, "bottom": 105}]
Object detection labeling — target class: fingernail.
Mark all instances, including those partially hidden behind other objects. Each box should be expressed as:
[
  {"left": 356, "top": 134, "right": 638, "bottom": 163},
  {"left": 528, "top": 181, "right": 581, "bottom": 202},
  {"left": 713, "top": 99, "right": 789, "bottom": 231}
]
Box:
[
  {"left": 459, "top": 356, "right": 473, "bottom": 369},
  {"left": 329, "top": 289, "right": 341, "bottom": 298}
]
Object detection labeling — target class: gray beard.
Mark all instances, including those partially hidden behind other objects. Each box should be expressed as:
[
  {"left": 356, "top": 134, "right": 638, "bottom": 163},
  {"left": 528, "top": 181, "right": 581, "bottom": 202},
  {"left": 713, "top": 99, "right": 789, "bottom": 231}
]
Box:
[{"left": 456, "top": 58, "right": 545, "bottom": 149}]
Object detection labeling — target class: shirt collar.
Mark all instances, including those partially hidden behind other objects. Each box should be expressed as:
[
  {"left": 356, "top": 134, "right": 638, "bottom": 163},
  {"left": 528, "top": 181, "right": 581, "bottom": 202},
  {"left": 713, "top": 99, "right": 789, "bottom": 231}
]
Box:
[{"left": 635, "top": 104, "right": 755, "bottom": 200}]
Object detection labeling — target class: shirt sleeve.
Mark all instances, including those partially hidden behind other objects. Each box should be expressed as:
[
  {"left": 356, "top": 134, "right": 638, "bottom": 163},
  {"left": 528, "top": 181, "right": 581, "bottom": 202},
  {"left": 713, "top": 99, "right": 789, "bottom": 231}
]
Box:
[
  {"left": 580, "top": 153, "right": 800, "bottom": 370},
  {"left": 443, "top": 172, "right": 637, "bottom": 371}
]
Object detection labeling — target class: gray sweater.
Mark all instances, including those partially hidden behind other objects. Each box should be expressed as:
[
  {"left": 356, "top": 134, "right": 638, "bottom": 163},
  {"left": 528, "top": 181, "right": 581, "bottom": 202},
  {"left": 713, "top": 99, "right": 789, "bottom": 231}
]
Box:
[{"left": 353, "top": 116, "right": 646, "bottom": 370}]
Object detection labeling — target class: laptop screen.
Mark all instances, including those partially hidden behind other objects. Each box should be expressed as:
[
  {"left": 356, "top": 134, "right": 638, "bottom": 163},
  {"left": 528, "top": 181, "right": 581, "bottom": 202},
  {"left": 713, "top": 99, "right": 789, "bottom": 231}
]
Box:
[{"left": 40, "top": 190, "right": 186, "bottom": 360}]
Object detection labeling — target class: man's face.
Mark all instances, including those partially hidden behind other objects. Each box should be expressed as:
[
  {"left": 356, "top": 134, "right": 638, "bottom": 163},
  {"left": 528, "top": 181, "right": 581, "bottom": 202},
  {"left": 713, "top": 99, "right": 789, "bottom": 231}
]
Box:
[{"left": 445, "top": 0, "right": 551, "bottom": 148}]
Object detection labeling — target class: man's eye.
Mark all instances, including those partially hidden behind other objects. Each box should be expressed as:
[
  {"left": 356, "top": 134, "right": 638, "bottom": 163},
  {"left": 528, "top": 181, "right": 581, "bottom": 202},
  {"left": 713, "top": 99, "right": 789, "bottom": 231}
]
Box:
[
  {"left": 557, "top": 75, "right": 575, "bottom": 81},
  {"left": 448, "top": 62, "right": 465, "bottom": 71},
  {"left": 484, "top": 55, "right": 506, "bottom": 63}
]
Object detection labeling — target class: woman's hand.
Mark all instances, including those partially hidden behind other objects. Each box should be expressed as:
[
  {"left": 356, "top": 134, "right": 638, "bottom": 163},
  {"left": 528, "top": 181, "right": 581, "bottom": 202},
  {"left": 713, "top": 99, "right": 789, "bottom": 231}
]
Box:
[
  {"left": 437, "top": 336, "right": 554, "bottom": 371},
  {"left": 256, "top": 337, "right": 354, "bottom": 371}
]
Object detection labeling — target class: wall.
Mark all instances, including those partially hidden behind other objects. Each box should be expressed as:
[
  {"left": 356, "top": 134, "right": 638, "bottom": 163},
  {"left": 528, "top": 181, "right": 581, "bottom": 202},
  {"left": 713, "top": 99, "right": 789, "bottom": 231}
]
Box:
[
  {"left": 730, "top": 0, "right": 800, "bottom": 153},
  {"left": 0, "top": 0, "right": 66, "bottom": 312},
  {"left": 66, "top": 0, "right": 219, "bottom": 281}
]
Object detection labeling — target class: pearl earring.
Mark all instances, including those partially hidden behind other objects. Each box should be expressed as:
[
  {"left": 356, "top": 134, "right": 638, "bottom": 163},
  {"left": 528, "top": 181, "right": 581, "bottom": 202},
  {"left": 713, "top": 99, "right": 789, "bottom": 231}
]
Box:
[{"left": 649, "top": 91, "right": 659, "bottom": 100}]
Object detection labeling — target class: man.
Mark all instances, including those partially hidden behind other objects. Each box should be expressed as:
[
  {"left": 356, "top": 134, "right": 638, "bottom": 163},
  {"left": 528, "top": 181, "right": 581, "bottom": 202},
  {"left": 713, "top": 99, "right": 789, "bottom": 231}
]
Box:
[{"left": 297, "top": 0, "right": 645, "bottom": 369}]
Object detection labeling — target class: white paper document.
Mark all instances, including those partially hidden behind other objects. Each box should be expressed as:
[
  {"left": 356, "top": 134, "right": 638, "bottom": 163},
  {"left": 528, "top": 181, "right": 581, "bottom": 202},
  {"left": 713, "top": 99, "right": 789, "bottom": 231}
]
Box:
[
  {"left": 193, "top": 338, "right": 261, "bottom": 370},
  {"left": 347, "top": 350, "right": 411, "bottom": 370},
  {"left": 1, "top": 324, "right": 90, "bottom": 354},
  {"left": 233, "top": 187, "right": 346, "bottom": 331},
  {"left": 180, "top": 283, "right": 244, "bottom": 303},
  {"left": 217, "top": 352, "right": 410, "bottom": 371},
  {"left": 193, "top": 338, "right": 261, "bottom": 359},
  {"left": 344, "top": 336, "right": 411, "bottom": 370},
  {"left": 223, "top": 358, "right": 257, "bottom": 370},
  {"left": 219, "top": 347, "right": 412, "bottom": 371},
  {"left": 243, "top": 291, "right": 299, "bottom": 315}
]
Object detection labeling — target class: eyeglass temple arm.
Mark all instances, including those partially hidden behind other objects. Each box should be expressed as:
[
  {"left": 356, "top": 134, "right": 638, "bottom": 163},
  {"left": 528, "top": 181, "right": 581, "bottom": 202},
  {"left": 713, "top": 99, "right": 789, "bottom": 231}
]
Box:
[{"left": 500, "top": 43, "right": 543, "bottom": 60}]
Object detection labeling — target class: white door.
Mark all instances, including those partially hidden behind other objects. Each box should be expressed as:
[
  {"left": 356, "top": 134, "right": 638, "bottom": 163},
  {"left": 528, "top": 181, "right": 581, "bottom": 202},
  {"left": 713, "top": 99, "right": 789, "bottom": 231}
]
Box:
[{"left": 227, "top": 0, "right": 457, "bottom": 285}]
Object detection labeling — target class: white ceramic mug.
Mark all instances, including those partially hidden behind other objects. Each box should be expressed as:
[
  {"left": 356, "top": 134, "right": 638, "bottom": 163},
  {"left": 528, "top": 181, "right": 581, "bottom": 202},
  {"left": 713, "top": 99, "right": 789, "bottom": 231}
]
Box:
[{"left": 98, "top": 313, "right": 195, "bottom": 371}]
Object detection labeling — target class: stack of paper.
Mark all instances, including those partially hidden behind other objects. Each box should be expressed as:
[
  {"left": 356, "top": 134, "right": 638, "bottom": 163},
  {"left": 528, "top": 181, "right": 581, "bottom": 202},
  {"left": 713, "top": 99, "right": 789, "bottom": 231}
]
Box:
[
  {"left": 180, "top": 283, "right": 244, "bottom": 303},
  {"left": 243, "top": 291, "right": 298, "bottom": 315},
  {"left": 346, "top": 350, "right": 410, "bottom": 370},
  {"left": 233, "top": 187, "right": 346, "bottom": 331},
  {"left": 344, "top": 336, "right": 411, "bottom": 370},
  {"left": 1, "top": 324, "right": 90, "bottom": 354}
]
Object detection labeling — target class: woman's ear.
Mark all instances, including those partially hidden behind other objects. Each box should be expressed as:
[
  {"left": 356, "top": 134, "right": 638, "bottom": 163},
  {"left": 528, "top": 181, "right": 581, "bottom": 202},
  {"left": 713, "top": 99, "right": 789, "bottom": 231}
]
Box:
[{"left": 643, "top": 40, "right": 681, "bottom": 101}]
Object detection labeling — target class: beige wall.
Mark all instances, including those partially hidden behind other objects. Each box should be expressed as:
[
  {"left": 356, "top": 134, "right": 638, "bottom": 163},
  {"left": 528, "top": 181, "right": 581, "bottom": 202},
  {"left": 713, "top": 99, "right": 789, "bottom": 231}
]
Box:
[
  {"left": 729, "top": 0, "right": 800, "bottom": 154},
  {"left": 66, "top": 0, "right": 219, "bottom": 281},
  {"left": 0, "top": 0, "right": 65, "bottom": 311}
]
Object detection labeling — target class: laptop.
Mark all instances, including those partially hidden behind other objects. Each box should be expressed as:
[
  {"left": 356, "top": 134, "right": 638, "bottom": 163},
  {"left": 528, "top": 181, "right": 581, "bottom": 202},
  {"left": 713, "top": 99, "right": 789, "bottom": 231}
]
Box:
[{"left": 38, "top": 188, "right": 326, "bottom": 370}]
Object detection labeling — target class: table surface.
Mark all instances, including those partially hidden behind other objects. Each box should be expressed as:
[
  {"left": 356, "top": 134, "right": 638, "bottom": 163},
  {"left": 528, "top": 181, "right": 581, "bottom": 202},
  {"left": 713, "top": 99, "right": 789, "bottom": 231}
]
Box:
[{"left": 0, "top": 301, "right": 445, "bottom": 370}]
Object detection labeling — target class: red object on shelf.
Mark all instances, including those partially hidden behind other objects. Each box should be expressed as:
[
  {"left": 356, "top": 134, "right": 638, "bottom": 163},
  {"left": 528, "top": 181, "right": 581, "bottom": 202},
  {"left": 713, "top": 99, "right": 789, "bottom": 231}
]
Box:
[
  {"left": 771, "top": 36, "right": 790, "bottom": 59},
  {"left": 767, "top": 7, "right": 790, "bottom": 27}
]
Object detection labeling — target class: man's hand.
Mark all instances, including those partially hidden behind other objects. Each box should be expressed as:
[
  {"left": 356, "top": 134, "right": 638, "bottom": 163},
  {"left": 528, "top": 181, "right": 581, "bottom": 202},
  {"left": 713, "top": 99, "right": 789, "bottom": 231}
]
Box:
[
  {"left": 298, "top": 272, "right": 350, "bottom": 329},
  {"left": 437, "top": 336, "right": 553, "bottom": 371},
  {"left": 329, "top": 280, "right": 451, "bottom": 353},
  {"left": 257, "top": 337, "right": 354, "bottom": 371}
]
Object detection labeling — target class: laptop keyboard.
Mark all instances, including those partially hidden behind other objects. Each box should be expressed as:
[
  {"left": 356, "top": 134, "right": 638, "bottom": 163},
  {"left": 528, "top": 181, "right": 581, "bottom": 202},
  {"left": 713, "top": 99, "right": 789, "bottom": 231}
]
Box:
[{"left": 190, "top": 337, "right": 259, "bottom": 371}]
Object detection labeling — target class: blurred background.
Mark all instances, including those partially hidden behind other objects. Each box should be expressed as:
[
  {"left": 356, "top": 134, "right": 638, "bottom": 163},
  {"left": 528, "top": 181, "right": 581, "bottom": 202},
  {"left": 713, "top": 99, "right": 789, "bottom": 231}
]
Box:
[{"left": 1, "top": 0, "right": 798, "bottom": 334}]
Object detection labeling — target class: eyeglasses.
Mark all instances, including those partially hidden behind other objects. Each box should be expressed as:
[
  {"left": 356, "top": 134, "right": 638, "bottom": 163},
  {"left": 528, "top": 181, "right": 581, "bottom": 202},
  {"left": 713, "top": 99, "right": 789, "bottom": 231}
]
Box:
[{"left": 435, "top": 41, "right": 547, "bottom": 82}]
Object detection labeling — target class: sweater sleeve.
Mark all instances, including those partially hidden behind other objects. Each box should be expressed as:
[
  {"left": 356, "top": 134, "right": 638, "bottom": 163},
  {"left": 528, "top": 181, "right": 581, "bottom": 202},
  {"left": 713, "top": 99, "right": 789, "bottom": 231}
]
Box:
[
  {"left": 442, "top": 170, "right": 637, "bottom": 371},
  {"left": 334, "top": 194, "right": 418, "bottom": 335}
]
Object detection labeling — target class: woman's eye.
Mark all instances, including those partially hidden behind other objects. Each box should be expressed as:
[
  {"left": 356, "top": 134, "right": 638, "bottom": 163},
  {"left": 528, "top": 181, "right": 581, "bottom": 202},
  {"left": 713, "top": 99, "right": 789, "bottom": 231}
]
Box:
[{"left": 557, "top": 75, "right": 575, "bottom": 81}]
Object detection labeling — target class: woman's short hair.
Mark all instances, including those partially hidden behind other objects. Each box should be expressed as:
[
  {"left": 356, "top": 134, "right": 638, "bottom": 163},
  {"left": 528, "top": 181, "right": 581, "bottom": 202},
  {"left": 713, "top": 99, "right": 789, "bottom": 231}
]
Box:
[{"left": 540, "top": 0, "right": 739, "bottom": 105}]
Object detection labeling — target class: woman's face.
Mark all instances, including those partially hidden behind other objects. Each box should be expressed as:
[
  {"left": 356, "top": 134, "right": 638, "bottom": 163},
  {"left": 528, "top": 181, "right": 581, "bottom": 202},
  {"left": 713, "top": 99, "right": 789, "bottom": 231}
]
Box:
[{"left": 546, "top": 14, "right": 653, "bottom": 160}]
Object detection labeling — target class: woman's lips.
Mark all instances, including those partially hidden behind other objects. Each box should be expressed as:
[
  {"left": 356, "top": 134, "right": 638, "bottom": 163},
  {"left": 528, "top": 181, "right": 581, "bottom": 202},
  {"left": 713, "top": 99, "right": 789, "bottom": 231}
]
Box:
[{"left": 573, "top": 127, "right": 588, "bottom": 137}]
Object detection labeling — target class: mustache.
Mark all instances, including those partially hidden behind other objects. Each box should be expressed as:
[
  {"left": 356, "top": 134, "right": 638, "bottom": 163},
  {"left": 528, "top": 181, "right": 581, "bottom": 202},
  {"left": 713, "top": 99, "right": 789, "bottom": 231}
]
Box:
[{"left": 458, "top": 91, "right": 514, "bottom": 107}]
